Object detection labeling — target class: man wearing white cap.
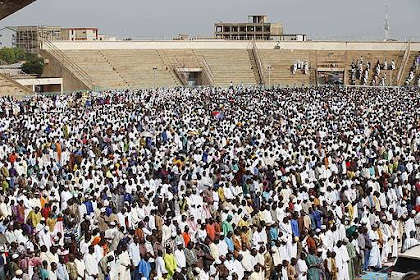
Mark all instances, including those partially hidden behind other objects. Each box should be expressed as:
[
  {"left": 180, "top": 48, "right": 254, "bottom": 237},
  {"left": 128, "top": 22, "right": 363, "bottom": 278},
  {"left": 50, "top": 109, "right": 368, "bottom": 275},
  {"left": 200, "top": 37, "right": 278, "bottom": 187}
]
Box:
[
  {"left": 12, "top": 269, "right": 23, "bottom": 280},
  {"left": 174, "top": 241, "right": 186, "bottom": 271}
]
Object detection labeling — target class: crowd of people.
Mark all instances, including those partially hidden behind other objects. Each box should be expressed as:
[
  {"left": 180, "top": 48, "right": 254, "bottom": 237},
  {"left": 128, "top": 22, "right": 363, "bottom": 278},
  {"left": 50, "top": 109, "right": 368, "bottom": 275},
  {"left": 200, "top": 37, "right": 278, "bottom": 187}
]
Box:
[
  {"left": 349, "top": 57, "right": 395, "bottom": 86},
  {"left": 291, "top": 61, "right": 309, "bottom": 75},
  {"left": 0, "top": 86, "right": 419, "bottom": 280},
  {"left": 404, "top": 53, "right": 420, "bottom": 87}
]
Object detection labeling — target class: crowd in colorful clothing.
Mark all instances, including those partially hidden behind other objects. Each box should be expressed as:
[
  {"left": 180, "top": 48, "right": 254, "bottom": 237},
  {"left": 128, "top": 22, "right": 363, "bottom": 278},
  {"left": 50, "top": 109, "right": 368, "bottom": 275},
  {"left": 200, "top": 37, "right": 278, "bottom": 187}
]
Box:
[{"left": 0, "top": 86, "right": 419, "bottom": 280}]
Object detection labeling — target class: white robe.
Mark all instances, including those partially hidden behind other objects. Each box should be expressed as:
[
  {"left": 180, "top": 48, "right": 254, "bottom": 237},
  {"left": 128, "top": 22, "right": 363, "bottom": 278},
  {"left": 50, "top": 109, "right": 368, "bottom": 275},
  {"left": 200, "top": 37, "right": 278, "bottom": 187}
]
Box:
[
  {"left": 84, "top": 253, "right": 99, "bottom": 280},
  {"left": 368, "top": 231, "right": 381, "bottom": 268},
  {"left": 118, "top": 251, "right": 131, "bottom": 280},
  {"left": 155, "top": 256, "right": 167, "bottom": 277},
  {"left": 296, "top": 259, "right": 308, "bottom": 280}
]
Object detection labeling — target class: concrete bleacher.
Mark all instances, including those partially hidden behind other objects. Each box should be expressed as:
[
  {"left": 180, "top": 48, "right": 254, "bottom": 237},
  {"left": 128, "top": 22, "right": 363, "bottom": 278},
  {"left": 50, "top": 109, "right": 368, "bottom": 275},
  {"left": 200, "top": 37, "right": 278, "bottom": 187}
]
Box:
[
  {"left": 62, "top": 49, "right": 180, "bottom": 89},
  {"left": 99, "top": 49, "right": 179, "bottom": 88},
  {"left": 0, "top": 73, "right": 33, "bottom": 98},
  {"left": 160, "top": 50, "right": 201, "bottom": 69},
  {"left": 194, "top": 49, "right": 256, "bottom": 86},
  {"left": 345, "top": 50, "right": 402, "bottom": 86},
  {"left": 63, "top": 50, "right": 128, "bottom": 89},
  {"left": 259, "top": 49, "right": 311, "bottom": 86},
  {"left": 42, "top": 41, "right": 420, "bottom": 91}
]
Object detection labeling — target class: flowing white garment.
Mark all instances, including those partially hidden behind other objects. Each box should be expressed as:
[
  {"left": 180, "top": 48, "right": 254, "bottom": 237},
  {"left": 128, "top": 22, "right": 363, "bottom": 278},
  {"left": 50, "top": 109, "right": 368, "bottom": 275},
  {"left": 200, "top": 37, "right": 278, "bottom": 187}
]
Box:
[
  {"left": 118, "top": 251, "right": 131, "bottom": 280},
  {"left": 84, "top": 253, "right": 99, "bottom": 280},
  {"left": 296, "top": 259, "right": 308, "bottom": 280},
  {"left": 368, "top": 231, "right": 382, "bottom": 268}
]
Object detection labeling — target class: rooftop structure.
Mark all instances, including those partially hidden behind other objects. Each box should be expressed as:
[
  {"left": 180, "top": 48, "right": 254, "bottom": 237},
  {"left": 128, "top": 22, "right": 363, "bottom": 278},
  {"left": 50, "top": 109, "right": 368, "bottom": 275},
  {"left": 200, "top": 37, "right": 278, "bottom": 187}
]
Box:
[{"left": 214, "top": 15, "right": 283, "bottom": 40}]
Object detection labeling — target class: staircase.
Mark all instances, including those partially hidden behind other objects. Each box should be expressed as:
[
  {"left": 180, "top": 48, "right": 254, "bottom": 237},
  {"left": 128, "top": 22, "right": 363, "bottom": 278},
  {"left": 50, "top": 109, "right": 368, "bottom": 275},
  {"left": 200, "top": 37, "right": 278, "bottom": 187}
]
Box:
[
  {"left": 42, "top": 39, "right": 96, "bottom": 90},
  {"left": 397, "top": 42, "right": 411, "bottom": 86},
  {"left": 98, "top": 50, "right": 130, "bottom": 88},
  {"left": 189, "top": 50, "right": 214, "bottom": 87},
  {"left": 248, "top": 41, "right": 265, "bottom": 86},
  {"left": 309, "top": 50, "right": 317, "bottom": 85},
  {"left": 199, "top": 55, "right": 215, "bottom": 87},
  {"left": 156, "top": 50, "right": 182, "bottom": 87},
  {"left": 171, "top": 56, "right": 189, "bottom": 87}
]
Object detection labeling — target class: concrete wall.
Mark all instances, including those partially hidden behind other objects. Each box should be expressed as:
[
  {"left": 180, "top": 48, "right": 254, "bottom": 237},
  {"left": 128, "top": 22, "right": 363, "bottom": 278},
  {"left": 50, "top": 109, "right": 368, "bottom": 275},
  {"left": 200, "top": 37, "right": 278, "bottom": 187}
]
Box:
[
  {"left": 0, "top": 28, "right": 16, "bottom": 48},
  {"left": 45, "top": 40, "right": 420, "bottom": 51},
  {"left": 40, "top": 50, "right": 89, "bottom": 92}
]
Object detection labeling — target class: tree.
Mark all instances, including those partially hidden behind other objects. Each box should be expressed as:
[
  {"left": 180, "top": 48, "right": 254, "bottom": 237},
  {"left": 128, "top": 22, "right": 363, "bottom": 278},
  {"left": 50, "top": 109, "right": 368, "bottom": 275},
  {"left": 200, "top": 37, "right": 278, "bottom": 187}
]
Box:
[
  {"left": 22, "top": 57, "right": 44, "bottom": 76},
  {"left": 0, "top": 47, "right": 28, "bottom": 64}
]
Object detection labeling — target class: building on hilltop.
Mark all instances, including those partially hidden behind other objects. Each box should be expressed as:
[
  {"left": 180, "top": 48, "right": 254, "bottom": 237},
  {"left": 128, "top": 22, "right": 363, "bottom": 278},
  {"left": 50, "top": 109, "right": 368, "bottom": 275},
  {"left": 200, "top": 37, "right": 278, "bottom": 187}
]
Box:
[{"left": 214, "top": 15, "right": 283, "bottom": 40}]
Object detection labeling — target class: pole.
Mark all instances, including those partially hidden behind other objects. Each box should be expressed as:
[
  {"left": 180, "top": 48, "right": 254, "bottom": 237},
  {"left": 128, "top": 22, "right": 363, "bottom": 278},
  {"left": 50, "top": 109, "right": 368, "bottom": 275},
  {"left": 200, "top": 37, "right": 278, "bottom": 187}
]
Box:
[
  {"left": 153, "top": 67, "right": 157, "bottom": 89},
  {"left": 268, "top": 66, "right": 271, "bottom": 89}
]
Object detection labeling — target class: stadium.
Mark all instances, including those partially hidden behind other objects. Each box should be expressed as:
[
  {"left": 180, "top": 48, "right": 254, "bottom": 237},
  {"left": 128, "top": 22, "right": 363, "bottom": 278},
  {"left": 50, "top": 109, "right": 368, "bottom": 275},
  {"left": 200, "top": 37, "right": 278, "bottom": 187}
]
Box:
[{"left": 0, "top": 1, "right": 419, "bottom": 280}]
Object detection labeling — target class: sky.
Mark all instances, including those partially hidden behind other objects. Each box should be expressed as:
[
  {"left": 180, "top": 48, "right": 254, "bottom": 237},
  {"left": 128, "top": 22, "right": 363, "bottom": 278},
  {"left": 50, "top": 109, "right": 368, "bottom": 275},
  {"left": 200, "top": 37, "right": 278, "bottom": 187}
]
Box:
[{"left": 0, "top": 0, "right": 419, "bottom": 40}]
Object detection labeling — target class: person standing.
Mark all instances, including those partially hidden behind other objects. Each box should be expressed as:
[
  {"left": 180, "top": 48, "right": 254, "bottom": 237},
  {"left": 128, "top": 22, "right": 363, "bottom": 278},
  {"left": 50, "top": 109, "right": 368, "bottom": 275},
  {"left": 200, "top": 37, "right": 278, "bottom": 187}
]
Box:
[
  {"left": 84, "top": 246, "right": 99, "bottom": 280},
  {"left": 306, "top": 248, "right": 321, "bottom": 280}
]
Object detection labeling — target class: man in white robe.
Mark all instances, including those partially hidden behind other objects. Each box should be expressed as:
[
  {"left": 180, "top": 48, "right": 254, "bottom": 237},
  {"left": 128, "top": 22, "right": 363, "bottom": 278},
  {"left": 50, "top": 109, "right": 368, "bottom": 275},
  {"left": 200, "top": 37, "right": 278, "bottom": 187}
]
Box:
[
  {"left": 367, "top": 225, "right": 381, "bottom": 269},
  {"left": 117, "top": 246, "right": 131, "bottom": 280},
  {"left": 84, "top": 246, "right": 99, "bottom": 280}
]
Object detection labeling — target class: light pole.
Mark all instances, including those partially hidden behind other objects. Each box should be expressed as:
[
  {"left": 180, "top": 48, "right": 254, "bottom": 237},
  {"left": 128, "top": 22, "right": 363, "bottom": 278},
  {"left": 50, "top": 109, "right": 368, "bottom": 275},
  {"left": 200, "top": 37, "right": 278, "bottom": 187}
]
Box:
[
  {"left": 267, "top": 65, "right": 272, "bottom": 89},
  {"left": 153, "top": 67, "right": 157, "bottom": 89}
]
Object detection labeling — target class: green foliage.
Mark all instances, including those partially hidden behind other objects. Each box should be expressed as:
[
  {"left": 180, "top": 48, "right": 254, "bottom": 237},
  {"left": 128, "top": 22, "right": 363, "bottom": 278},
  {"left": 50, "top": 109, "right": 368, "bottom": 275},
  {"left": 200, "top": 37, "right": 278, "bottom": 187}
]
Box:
[
  {"left": 0, "top": 47, "right": 43, "bottom": 76},
  {"left": 22, "top": 57, "right": 44, "bottom": 76},
  {"left": 0, "top": 47, "right": 36, "bottom": 64}
]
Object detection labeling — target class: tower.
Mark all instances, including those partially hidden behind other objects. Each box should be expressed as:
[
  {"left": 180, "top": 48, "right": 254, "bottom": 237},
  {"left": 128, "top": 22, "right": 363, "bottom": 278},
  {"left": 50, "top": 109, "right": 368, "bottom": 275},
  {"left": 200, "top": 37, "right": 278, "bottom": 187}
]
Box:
[{"left": 384, "top": 0, "right": 390, "bottom": 41}]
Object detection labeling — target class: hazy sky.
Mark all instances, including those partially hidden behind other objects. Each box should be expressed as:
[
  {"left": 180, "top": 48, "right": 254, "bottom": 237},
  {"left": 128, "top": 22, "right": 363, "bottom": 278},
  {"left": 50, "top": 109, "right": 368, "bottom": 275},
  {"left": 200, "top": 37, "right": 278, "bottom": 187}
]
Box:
[{"left": 1, "top": 0, "right": 419, "bottom": 40}]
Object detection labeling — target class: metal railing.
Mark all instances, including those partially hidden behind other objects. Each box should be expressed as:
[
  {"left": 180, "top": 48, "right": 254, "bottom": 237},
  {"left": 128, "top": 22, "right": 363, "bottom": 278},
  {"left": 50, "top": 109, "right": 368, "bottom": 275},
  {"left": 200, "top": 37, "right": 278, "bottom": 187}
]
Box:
[
  {"left": 41, "top": 39, "right": 96, "bottom": 89},
  {"left": 172, "top": 56, "right": 189, "bottom": 86},
  {"left": 200, "top": 56, "right": 214, "bottom": 86},
  {"left": 248, "top": 41, "right": 266, "bottom": 85},
  {"left": 396, "top": 42, "right": 411, "bottom": 86}
]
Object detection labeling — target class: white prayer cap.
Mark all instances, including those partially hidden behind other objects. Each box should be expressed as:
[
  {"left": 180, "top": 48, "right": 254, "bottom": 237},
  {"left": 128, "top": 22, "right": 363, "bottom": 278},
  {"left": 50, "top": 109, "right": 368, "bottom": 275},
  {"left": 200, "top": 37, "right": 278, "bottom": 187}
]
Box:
[
  {"left": 12, "top": 253, "right": 19, "bottom": 259},
  {"left": 321, "top": 225, "right": 327, "bottom": 229},
  {"left": 215, "top": 259, "right": 222, "bottom": 265},
  {"left": 15, "top": 270, "right": 23, "bottom": 276},
  {"left": 110, "top": 221, "right": 116, "bottom": 226}
]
